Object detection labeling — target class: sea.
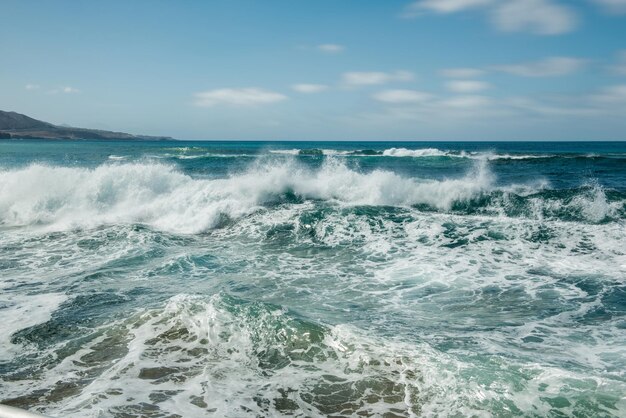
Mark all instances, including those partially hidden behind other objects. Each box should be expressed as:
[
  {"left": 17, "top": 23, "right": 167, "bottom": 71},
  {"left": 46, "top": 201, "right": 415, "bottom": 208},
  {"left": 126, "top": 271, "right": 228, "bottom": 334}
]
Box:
[{"left": 0, "top": 139, "right": 625, "bottom": 417}]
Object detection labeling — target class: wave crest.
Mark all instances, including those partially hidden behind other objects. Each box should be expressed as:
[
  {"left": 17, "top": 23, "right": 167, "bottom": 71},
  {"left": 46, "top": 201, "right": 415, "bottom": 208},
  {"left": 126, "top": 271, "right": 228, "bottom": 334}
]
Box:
[
  {"left": 382, "top": 147, "right": 449, "bottom": 157},
  {"left": 0, "top": 160, "right": 493, "bottom": 233}
]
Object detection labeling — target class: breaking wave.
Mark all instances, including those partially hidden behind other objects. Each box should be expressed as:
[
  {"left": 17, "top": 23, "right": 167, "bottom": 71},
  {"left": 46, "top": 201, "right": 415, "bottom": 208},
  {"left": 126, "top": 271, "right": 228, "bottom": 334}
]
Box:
[
  {"left": 382, "top": 148, "right": 451, "bottom": 157},
  {"left": 0, "top": 160, "right": 493, "bottom": 233},
  {"left": 0, "top": 159, "right": 623, "bottom": 234}
]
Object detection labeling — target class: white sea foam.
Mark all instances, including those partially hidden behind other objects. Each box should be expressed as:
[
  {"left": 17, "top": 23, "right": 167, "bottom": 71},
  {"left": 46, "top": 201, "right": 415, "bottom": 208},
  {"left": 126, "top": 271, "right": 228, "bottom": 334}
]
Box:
[
  {"left": 2, "top": 146, "right": 625, "bottom": 417},
  {"left": 269, "top": 149, "right": 301, "bottom": 155},
  {"left": 269, "top": 149, "right": 352, "bottom": 156},
  {"left": 8, "top": 289, "right": 623, "bottom": 417},
  {"left": 174, "top": 153, "right": 253, "bottom": 159},
  {"left": 270, "top": 147, "right": 452, "bottom": 157},
  {"left": 15, "top": 294, "right": 487, "bottom": 418},
  {"left": 382, "top": 148, "right": 552, "bottom": 160},
  {"left": 0, "top": 160, "right": 493, "bottom": 233},
  {"left": 382, "top": 147, "right": 451, "bottom": 158},
  {"left": 487, "top": 153, "right": 545, "bottom": 160},
  {"left": 269, "top": 147, "right": 555, "bottom": 160},
  {"left": 1, "top": 202, "right": 625, "bottom": 416},
  {"left": 0, "top": 293, "right": 67, "bottom": 360}
]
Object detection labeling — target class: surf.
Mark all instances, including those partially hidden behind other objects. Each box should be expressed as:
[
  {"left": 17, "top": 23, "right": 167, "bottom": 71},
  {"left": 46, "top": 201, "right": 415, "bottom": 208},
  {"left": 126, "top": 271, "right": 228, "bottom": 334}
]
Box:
[{"left": 0, "top": 158, "right": 495, "bottom": 233}]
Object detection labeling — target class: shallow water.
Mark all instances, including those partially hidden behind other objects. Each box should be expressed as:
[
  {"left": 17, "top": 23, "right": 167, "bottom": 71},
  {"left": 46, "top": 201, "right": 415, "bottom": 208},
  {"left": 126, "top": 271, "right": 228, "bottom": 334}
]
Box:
[{"left": 1, "top": 140, "right": 625, "bottom": 417}]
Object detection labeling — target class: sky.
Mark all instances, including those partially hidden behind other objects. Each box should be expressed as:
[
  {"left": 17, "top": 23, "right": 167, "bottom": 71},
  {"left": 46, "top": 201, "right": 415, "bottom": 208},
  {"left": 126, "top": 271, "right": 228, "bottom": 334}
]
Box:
[{"left": 1, "top": 0, "right": 626, "bottom": 140}]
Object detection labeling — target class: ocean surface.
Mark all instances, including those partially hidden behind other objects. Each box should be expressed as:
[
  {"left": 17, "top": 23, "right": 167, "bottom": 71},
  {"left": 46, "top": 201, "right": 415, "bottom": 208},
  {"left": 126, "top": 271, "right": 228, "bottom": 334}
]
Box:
[{"left": 0, "top": 139, "right": 625, "bottom": 417}]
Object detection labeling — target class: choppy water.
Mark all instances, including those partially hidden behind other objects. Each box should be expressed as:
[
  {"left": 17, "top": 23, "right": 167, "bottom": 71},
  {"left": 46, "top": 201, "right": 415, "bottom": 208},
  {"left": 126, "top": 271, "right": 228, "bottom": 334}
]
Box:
[{"left": 1, "top": 140, "right": 625, "bottom": 417}]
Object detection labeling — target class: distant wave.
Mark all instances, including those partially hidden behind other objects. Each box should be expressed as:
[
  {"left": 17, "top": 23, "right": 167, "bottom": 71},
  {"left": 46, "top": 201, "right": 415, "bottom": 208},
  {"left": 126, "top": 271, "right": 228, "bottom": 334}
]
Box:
[
  {"left": 268, "top": 148, "right": 440, "bottom": 157},
  {"left": 377, "top": 148, "right": 574, "bottom": 160},
  {"left": 269, "top": 149, "right": 351, "bottom": 156},
  {"left": 267, "top": 147, "right": 626, "bottom": 161},
  {"left": 382, "top": 147, "right": 450, "bottom": 157},
  {"left": 172, "top": 153, "right": 255, "bottom": 159}
]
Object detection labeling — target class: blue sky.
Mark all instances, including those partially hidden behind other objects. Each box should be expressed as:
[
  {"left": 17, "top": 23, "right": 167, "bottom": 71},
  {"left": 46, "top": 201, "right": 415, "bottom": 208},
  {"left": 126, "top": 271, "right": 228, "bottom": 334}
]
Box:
[{"left": 1, "top": 0, "right": 626, "bottom": 140}]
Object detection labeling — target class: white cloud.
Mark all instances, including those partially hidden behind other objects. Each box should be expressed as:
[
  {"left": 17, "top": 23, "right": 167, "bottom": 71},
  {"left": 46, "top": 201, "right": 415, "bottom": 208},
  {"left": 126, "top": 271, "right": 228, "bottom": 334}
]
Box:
[
  {"left": 491, "top": 0, "right": 578, "bottom": 35},
  {"left": 440, "top": 95, "right": 492, "bottom": 108},
  {"left": 342, "top": 70, "right": 414, "bottom": 86},
  {"left": 47, "top": 86, "right": 81, "bottom": 95},
  {"left": 508, "top": 84, "right": 626, "bottom": 116},
  {"left": 291, "top": 84, "right": 328, "bottom": 93},
  {"left": 343, "top": 72, "right": 388, "bottom": 85},
  {"left": 507, "top": 97, "right": 599, "bottom": 116},
  {"left": 362, "top": 93, "right": 501, "bottom": 127},
  {"left": 193, "top": 88, "right": 288, "bottom": 107},
  {"left": 493, "top": 56, "right": 586, "bottom": 77},
  {"left": 592, "top": 84, "right": 626, "bottom": 103},
  {"left": 318, "top": 44, "right": 344, "bottom": 53},
  {"left": 373, "top": 89, "right": 432, "bottom": 103},
  {"left": 610, "top": 50, "right": 626, "bottom": 75},
  {"left": 440, "top": 68, "right": 486, "bottom": 78},
  {"left": 62, "top": 86, "right": 80, "bottom": 94},
  {"left": 445, "top": 80, "right": 491, "bottom": 93},
  {"left": 25, "top": 84, "right": 40, "bottom": 90},
  {"left": 406, "top": 0, "right": 492, "bottom": 15},
  {"left": 505, "top": 85, "right": 626, "bottom": 116},
  {"left": 405, "top": 0, "right": 578, "bottom": 35},
  {"left": 357, "top": 83, "right": 626, "bottom": 132},
  {"left": 593, "top": 0, "right": 626, "bottom": 14}
]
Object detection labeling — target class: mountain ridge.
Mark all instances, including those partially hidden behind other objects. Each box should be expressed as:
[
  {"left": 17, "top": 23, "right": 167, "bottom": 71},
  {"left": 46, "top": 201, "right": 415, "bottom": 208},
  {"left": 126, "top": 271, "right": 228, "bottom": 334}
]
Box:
[{"left": 0, "top": 110, "right": 173, "bottom": 140}]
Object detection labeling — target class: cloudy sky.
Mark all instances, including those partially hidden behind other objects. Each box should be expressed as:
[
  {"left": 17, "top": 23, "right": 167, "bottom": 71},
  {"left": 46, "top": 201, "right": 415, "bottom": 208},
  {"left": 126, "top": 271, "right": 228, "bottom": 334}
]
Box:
[{"left": 2, "top": 0, "right": 626, "bottom": 140}]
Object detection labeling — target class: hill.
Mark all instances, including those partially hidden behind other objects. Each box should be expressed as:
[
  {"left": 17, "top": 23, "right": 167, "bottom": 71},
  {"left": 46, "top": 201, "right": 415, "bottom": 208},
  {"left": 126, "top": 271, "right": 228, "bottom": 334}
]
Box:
[{"left": 0, "top": 110, "right": 173, "bottom": 140}]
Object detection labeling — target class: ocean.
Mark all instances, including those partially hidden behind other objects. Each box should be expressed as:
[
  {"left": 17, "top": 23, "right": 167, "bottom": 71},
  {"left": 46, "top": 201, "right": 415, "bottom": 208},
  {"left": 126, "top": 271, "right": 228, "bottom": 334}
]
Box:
[{"left": 0, "top": 140, "right": 625, "bottom": 417}]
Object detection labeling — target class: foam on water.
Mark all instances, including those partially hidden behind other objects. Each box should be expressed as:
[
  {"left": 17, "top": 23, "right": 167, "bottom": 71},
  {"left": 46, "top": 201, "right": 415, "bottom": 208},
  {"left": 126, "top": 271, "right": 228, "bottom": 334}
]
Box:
[
  {"left": 266, "top": 147, "right": 603, "bottom": 160},
  {"left": 0, "top": 159, "right": 495, "bottom": 233},
  {"left": 3, "top": 289, "right": 624, "bottom": 417},
  {"left": 2, "top": 158, "right": 622, "bottom": 235},
  {"left": 382, "top": 148, "right": 451, "bottom": 158},
  {"left": 63, "top": 294, "right": 473, "bottom": 417},
  {"left": 1, "top": 211, "right": 624, "bottom": 415},
  {"left": 269, "top": 149, "right": 305, "bottom": 155},
  {"left": 265, "top": 147, "right": 626, "bottom": 161},
  {"left": 0, "top": 293, "right": 67, "bottom": 361},
  {"left": 1, "top": 141, "right": 625, "bottom": 417}
]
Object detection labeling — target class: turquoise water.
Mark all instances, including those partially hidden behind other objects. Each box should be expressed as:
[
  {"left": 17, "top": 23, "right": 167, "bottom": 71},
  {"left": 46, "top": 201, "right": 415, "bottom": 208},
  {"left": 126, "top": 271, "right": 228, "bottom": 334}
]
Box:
[{"left": 0, "top": 140, "right": 625, "bottom": 417}]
